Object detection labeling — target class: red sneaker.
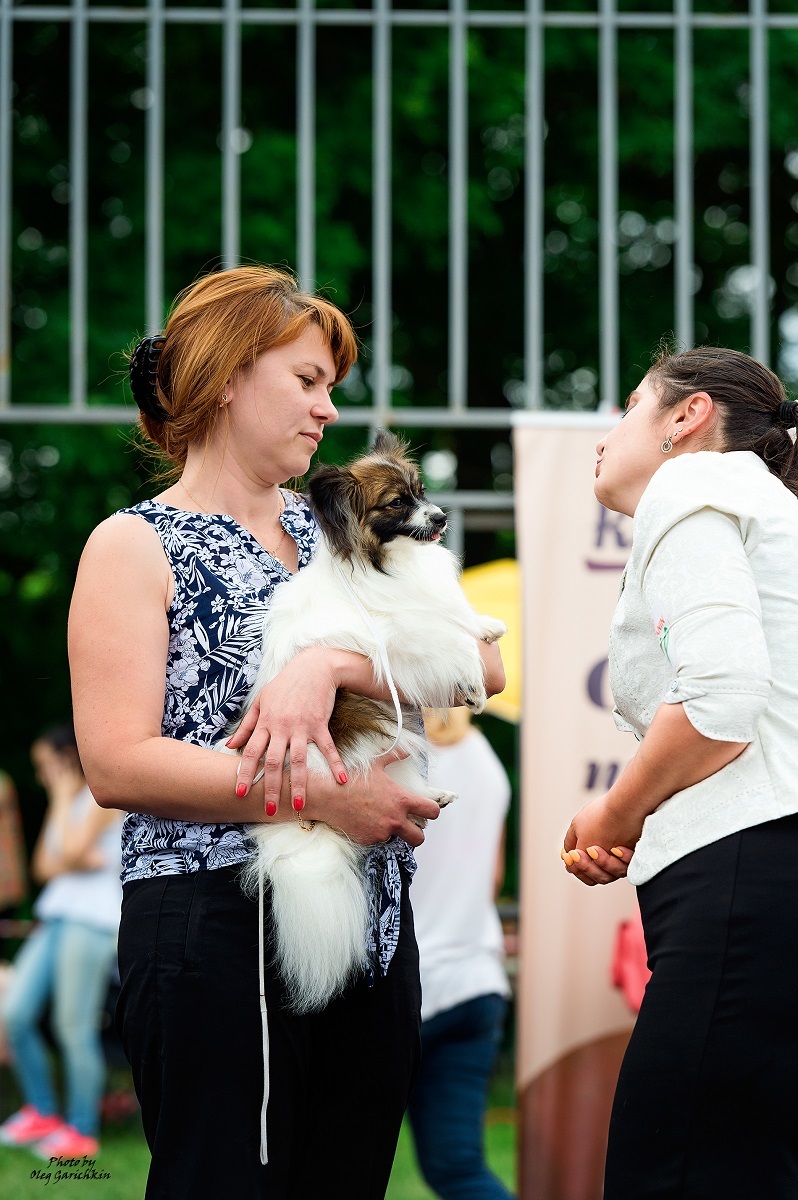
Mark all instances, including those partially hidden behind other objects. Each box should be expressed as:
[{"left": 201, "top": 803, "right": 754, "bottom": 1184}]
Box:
[
  {"left": 33, "top": 1124, "right": 100, "bottom": 1161},
  {"left": 0, "top": 1106, "right": 66, "bottom": 1146}
]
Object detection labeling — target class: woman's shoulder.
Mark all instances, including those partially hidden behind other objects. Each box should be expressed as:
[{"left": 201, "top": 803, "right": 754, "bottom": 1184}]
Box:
[
  {"left": 76, "top": 507, "right": 171, "bottom": 595},
  {"left": 84, "top": 505, "right": 165, "bottom": 552},
  {"left": 644, "top": 448, "right": 766, "bottom": 499},
  {"left": 633, "top": 451, "right": 780, "bottom": 551}
]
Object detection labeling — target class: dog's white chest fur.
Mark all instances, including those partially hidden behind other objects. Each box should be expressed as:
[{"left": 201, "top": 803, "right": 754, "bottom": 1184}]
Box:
[
  {"left": 236, "top": 439, "right": 505, "bottom": 1014},
  {"left": 257, "top": 537, "right": 495, "bottom": 712}
]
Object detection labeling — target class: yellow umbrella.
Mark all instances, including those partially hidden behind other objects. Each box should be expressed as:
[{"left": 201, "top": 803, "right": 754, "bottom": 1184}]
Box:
[{"left": 461, "top": 558, "right": 521, "bottom": 723}]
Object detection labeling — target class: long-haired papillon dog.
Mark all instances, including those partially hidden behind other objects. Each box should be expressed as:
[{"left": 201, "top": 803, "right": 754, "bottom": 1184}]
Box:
[{"left": 237, "top": 431, "right": 506, "bottom": 1013}]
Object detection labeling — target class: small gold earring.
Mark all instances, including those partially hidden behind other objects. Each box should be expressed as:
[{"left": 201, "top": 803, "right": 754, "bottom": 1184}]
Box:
[{"left": 219, "top": 394, "right": 229, "bottom": 408}]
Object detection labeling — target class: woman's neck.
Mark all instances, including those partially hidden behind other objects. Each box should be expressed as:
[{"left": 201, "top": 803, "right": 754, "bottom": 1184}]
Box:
[{"left": 161, "top": 448, "right": 285, "bottom": 529}]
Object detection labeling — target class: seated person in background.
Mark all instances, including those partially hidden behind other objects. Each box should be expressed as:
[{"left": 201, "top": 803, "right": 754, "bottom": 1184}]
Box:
[
  {"left": 0, "top": 724, "right": 123, "bottom": 1160},
  {"left": 408, "top": 707, "right": 515, "bottom": 1200}
]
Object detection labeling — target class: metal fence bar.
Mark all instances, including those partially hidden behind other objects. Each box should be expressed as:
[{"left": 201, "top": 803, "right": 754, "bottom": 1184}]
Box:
[
  {"left": 69, "top": 0, "right": 88, "bottom": 408},
  {"left": 10, "top": 8, "right": 798, "bottom": 29},
  {"left": 0, "top": 404, "right": 526, "bottom": 428},
  {"left": 2, "top": 0, "right": 788, "bottom": 432},
  {"left": 598, "top": 0, "right": 618, "bottom": 411},
  {"left": 444, "top": 505, "right": 465, "bottom": 558},
  {"left": 524, "top": 0, "right": 544, "bottom": 409},
  {"left": 221, "top": 0, "right": 241, "bottom": 268},
  {"left": 371, "top": 0, "right": 391, "bottom": 425},
  {"left": 145, "top": 0, "right": 165, "bottom": 332},
  {"left": 674, "top": 0, "right": 694, "bottom": 350},
  {"left": 0, "top": 0, "right": 12, "bottom": 408},
  {"left": 448, "top": 0, "right": 467, "bottom": 410},
  {"left": 750, "top": 0, "right": 770, "bottom": 364},
  {"left": 297, "top": 0, "right": 316, "bottom": 291}
]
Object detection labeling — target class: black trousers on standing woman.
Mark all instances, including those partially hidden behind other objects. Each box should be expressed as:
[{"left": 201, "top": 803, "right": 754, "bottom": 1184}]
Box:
[
  {"left": 116, "top": 863, "right": 422, "bottom": 1200},
  {"left": 604, "top": 813, "right": 798, "bottom": 1200}
]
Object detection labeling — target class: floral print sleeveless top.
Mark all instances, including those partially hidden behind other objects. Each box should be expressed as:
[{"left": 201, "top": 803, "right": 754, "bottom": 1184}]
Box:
[{"left": 117, "top": 492, "right": 416, "bottom": 978}]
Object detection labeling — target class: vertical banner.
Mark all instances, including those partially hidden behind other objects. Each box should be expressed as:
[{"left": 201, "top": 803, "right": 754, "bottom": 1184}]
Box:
[{"left": 513, "top": 417, "right": 638, "bottom": 1200}]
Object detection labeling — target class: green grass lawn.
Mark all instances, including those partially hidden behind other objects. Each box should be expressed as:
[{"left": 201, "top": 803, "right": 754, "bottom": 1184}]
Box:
[
  {"left": 0, "top": 1066, "right": 517, "bottom": 1198},
  {"left": 387, "top": 1109, "right": 517, "bottom": 1200}
]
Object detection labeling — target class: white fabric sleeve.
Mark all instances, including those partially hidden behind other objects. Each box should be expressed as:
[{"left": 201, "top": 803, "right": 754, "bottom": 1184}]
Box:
[{"left": 642, "top": 507, "right": 771, "bottom": 742}]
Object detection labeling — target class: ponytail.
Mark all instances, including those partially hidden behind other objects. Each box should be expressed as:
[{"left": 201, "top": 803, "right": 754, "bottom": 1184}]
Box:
[{"left": 648, "top": 345, "right": 798, "bottom": 499}]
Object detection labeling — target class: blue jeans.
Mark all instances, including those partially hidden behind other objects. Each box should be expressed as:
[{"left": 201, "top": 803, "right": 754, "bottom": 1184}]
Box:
[
  {"left": 2, "top": 918, "right": 117, "bottom": 1137},
  {"left": 408, "top": 992, "right": 515, "bottom": 1200}
]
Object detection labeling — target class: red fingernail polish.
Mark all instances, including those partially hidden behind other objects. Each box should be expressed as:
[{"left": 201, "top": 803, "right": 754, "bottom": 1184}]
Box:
[
  {"left": 236, "top": 784, "right": 247, "bottom": 798},
  {"left": 266, "top": 802, "right": 277, "bottom": 817},
  {"left": 338, "top": 772, "right": 348, "bottom": 785},
  {"left": 293, "top": 796, "right": 304, "bottom": 811}
]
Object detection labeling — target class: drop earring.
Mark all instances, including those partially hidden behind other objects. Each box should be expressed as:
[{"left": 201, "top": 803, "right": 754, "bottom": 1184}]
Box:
[{"left": 662, "top": 424, "right": 683, "bottom": 453}]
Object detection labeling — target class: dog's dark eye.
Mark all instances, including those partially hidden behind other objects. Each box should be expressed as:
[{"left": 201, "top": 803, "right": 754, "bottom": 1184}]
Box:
[{"left": 388, "top": 497, "right": 405, "bottom": 508}]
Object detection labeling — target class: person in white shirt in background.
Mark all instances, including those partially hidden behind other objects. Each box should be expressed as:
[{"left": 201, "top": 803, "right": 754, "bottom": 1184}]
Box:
[
  {"left": 0, "top": 724, "right": 123, "bottom": 1161},
  {"left": 408, "top": 706, "right": 515, "bottom": 1200},
  {"left": 562, "top": 346, "right": 798, "bottom": 1199}
]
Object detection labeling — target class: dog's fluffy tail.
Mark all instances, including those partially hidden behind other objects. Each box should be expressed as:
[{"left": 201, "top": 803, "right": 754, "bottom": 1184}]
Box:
[{"left": 240, "top": 823, "right": 370, "bottom": 1014}]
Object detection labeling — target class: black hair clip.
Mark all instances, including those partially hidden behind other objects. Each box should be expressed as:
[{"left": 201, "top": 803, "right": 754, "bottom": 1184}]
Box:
[
  {"left": 777, "top": 399, "right": 798, "bottom": 429},
  {"left": 129, "top": 335, "right": 170, "bottom": 423}
]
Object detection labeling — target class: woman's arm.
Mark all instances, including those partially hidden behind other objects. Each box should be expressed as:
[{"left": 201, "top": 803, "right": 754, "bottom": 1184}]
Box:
[
  {"left": 478, "top": 639, "right": 506, "bottom": 699},
  {"left": 60, "top": 804, "right": 120, "bottom": 872},
  {"left": 563, "top": 506, "right": 769, "bottom": 886},
  {"left": 229, "top": 638, "right": 506, "bottom": 808},
  {"left": 31, "top": 800, "right": 120, "bottom": 883},
  {"left": 68, "top": 516, "right": 440, "bottom": 844},
  {"left": 562, "top": 701, "right": 747, "bottom": 884},
  {"left": 31, "top": 802, "right": 69, "bottom": 884}
]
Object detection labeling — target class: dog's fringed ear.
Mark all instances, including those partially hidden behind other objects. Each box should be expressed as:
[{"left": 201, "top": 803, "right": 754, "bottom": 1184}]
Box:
[
  {"left": 307, "top": 465, "right": 363, "bottom": 561},
  {"left": 372, "top": 429, "right": 408, "bottom": 459}
]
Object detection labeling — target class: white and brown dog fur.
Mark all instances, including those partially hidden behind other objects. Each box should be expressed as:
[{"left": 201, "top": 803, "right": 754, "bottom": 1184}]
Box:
[{"left": 237, "top": 431, "right": 506, "bottom": 1013}]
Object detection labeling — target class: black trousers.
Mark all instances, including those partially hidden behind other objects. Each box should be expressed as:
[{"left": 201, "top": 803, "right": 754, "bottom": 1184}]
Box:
[
  {"left": 116, "top": 863, "right": 422, "bottom": 1200},
  {"left": 604, "top": 814, "right": 798, "bottom": 1200}
]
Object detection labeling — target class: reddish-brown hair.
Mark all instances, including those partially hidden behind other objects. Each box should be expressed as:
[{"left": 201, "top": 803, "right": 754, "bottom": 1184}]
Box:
[
  {"left": 135, "top": 265, "right": 358, "bottom": 476},
  {"left": 648, "top": 344, "right": 798, "bottom": 498}
]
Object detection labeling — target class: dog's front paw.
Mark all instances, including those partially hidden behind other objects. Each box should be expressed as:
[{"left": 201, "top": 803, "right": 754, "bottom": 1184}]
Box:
[
  {"left": 458, "top": 682, "right": 487, "bottom": 713},
  {"left": 424, "top": 785, "right": 457, "bottom": 809},
  {"left": 409, "top": 814, "right": 428, "bottom": 830},
  {"left": 479, "top": 615, "right": 507, "bottom": 644}
]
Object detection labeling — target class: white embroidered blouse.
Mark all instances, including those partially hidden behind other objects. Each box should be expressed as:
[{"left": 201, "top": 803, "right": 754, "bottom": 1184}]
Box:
[{"left": 610, "top": 449, "right": 798, "bottom": 885}]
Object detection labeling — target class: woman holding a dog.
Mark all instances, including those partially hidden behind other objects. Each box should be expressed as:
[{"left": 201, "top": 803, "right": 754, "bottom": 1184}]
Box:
[
  {"left": 68, "top": 265, "right": 503, "bottom": 1200},
  {"left": 562, "top": 346, "right": 798, "bottom": 1198}
]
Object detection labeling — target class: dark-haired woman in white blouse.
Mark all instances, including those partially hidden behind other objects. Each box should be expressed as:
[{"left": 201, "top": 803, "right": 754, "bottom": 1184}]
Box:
[{"left": 563, "top": 346, "right": 798, "bottom": 1199}]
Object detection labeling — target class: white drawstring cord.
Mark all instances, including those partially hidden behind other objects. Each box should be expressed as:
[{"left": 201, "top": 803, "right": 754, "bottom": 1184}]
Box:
[
  {"left": 255, "top": 560, "right": 402, "bottom": 1166},
  {"left": 274, "top": 823, "right": 322, "bottom": 860},
  {"left": 258, "top": 865, "right": 269, "bottom": 1165}
]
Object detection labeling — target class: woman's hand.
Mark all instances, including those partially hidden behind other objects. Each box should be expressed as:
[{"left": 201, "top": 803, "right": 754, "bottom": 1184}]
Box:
[
  {"left": 226, "top": 646, "right": 349, "bottom": 814},
  {"left": 561, "top": 843, "right": 633, "bottom": 886},
  {"left": 561, "top": 792, "right": 640, "bottom": 887},
  {"left": 306, "top": 751, "right": 442, "bottom": 848},
  {"left": 560, "top": 704, "right": 750, "bottom": 888}
]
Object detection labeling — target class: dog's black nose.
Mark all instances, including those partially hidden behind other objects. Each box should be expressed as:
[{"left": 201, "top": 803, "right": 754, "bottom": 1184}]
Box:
[{"left": 431, "top": 510, "right": 447, "bottom": 530}]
